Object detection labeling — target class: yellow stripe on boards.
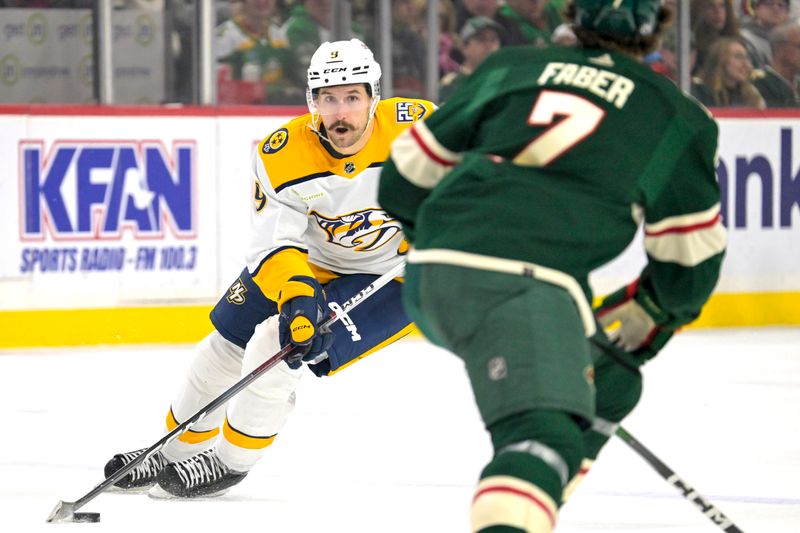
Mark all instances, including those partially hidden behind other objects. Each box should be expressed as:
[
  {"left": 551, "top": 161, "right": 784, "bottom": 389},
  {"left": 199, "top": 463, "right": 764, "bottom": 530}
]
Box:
[
  {"left": 0, "top": 305, "right": 213, "bottom": 348},
  {"left": 1, "top": 291, "right": 798, "bottom": 349},
  {"left": 691, "top": 292, "right": 800, "bottom": 328},
  {"left": 166, "top": 408, "right": 220, "bottom": 444},
  {"left": 222, "top": 418, "right": 276, "bottom": 450},
  {"left": 589, "top": 291, "right": 800, "bottom": 329}
]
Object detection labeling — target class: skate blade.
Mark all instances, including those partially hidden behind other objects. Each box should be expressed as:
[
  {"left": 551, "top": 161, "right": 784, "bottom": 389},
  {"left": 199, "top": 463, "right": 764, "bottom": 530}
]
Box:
[
  {"left": 147, "top": 483, "right": 231, "bottom": 500},
  {"left": 107, "top": 483, "right": 155, "bottom": 494},
  {"left": 147, "top": 484, "right": 175, "bottom": 500}
]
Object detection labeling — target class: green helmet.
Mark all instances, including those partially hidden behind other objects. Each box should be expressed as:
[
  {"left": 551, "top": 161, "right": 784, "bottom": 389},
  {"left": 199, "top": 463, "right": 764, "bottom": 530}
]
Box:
[{"left": 573, "top": 0, "right": 663, "bottom": 38}]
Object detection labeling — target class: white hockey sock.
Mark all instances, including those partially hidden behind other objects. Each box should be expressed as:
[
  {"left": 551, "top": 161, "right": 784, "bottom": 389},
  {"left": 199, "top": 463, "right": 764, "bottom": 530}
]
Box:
[
  {"left": 217, "top": 315, "right": 303, "bottom": 473},
  {"left": 161, "top": 330, "right": 244, "bottom": 462},
  {"left": 471, "top": 475, "right": 557, "bottom": 533},
  {"left": 562, "top": 458, "right": 594, "bottom": 503}
]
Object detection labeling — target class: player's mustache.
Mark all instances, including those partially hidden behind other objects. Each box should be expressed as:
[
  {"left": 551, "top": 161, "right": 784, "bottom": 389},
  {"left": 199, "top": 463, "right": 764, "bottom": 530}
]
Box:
[{"left": 329, "top": 121, "right": 353, "bottom": 131}]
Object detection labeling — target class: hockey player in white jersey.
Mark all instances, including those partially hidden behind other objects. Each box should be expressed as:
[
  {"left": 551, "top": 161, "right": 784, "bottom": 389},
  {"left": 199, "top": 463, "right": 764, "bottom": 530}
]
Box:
[{"left": 105, "top": 38, "right": 435, "bottom": 498}]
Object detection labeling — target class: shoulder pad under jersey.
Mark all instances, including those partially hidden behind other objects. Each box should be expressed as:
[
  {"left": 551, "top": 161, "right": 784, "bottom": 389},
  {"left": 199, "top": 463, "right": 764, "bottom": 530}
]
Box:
[{"left": 256, "top": 113, "right": 324, "bottom": 191}]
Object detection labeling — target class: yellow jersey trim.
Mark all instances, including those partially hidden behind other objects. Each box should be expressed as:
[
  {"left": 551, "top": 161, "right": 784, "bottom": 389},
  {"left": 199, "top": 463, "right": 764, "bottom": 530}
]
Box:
[
  {"left": 253, "top": 248, "right": 314, "bottom": 302},
  {"left": 326, "top": 322, "right": 417, "bottom": 376},
  {"left": 256, "top": 98, "right": 436, "bottom": 192}
]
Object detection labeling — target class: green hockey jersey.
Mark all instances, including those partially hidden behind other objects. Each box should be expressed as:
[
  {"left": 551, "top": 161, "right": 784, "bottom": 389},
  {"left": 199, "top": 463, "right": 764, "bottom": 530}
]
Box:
[{"left": 378, "top": 45, "right": 726, "bottom": 329}]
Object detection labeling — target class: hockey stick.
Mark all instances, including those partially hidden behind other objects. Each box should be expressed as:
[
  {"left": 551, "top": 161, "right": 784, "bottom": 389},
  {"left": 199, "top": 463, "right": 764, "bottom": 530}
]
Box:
[
  {"left": 615, "top": 425, "right": 745, "bottom": 532},
  {"left": 47, "top": 262, "right": 406, "bottom": 523}
]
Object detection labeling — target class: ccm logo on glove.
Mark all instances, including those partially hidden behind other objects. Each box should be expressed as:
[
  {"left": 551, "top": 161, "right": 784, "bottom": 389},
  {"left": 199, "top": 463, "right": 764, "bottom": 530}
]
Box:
[{"left": 290, "top": 317, "right": 314, "bottom": 343}]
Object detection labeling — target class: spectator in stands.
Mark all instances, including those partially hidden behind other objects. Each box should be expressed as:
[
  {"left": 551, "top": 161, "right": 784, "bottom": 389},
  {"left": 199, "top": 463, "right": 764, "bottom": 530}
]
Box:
[
  {"left": 281, "top": 0, "right": 365, "bottom": 71},
  {"left": 281, "top": 0, "right": 331, "bottom": 69},
  {"left": 390, "top": 0, "right": 428, "bottom": 97},
  {"left": 439, "top": 16, "right": 503, "bottom": 102},
  {"left": 0, "top": 0, "right": 93, "bottom": 6},
  {"left": 645, "top": 28, "right": 676, "bottom": 80},
  {"left": 439, "top": 0, "right": 462, "bottom": 76},
  {"left": 495, "top": 0, "right": 561, "bottom": 47},
  {"left": 551, "top": 23, "right": 577, "bottom": 46},
  {"left": 351, "top": 0, "right": 376, "bottom": 32},
  {"left": 114, "top": 0, "right": 162, "bottom": 8},
  {"left": 752, "top": 22, "right": 800, "bottom": 106},
  {"left": 740, "top": 0, "right": 789, "bottom": 69},
  {"left": 215, "top": 0, "right": 303, "bottom": 105},
  {"left": 545, "top": 0, "right": 568, "bottom": 34},
  {"left": 454, "top": 0, "right": 500, "bottom": 32},
  {"left": 646, "top": 0, "right": 693, "bottom": 82},
  {"left": 691, "top": 0, "right": 741, "bottom": 73},
  {"left": 692, "top": 36, "right": 766, "bottom": 107}
]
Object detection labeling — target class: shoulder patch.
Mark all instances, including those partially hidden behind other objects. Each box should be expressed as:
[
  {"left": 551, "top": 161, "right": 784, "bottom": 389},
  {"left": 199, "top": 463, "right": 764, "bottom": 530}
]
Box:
[
  {"left": 263, "top": 128, "right": 289, "bottom": 154},
  {"left": 395, "top": 101, "right": 428, "bottom": 123}
]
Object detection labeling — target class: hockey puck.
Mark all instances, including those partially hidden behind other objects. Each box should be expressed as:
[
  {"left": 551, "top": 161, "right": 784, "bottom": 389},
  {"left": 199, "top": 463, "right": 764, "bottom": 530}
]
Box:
[{"left": 72, "top": 512, "right": 101, "bottom": 523}]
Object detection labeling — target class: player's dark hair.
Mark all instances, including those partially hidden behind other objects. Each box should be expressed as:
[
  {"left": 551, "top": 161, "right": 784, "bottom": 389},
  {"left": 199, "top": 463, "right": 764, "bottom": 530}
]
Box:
[{"left": 564, "top": 3, "right": 674, "bottom": 57}]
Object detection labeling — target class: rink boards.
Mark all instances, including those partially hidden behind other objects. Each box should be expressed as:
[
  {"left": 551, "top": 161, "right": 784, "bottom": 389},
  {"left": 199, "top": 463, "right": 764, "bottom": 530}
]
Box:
[{"left": 0, "top": 105, "right": 798, "bottom": 346}]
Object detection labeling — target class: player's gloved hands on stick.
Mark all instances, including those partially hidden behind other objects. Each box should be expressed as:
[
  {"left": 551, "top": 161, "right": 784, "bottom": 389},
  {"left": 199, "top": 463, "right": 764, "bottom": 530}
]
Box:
[
  {"left": 595, "top": 281, "right": 673, "bottom": 361},
  {"left": 278, "top": 276, "right": 335, "bottom": 369}
]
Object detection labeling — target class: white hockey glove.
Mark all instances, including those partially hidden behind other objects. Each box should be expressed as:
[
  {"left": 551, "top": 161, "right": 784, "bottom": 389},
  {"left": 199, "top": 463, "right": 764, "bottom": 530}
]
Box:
[
  {"left": 594, "top": 281, "right": 673, "bottom": 360},
  {"left": 597, "top": 298, "right": 657, "bottom": 351}
]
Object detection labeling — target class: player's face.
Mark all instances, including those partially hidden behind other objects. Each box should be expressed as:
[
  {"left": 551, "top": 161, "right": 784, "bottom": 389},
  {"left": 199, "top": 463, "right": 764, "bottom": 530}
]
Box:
[{"left": 318, "top": 84, "right": 372, "bottom": 150}]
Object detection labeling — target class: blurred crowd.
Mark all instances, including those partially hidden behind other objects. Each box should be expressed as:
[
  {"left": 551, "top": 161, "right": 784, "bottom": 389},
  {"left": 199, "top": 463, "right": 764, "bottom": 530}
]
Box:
[
  {"left": 3, "top": 0, "right": 799, "bottom": 108},
  {"left": 212, "top": 0, "right": 577, "bottom": 105},
  {"left": 211, "top": 0, "right": 800, "bottom": 108}
]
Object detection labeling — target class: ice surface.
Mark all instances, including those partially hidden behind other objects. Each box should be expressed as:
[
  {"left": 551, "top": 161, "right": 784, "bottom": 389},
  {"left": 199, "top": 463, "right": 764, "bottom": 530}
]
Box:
[{"left": 1, "top": 327, "right": 798, "bottom": 532}]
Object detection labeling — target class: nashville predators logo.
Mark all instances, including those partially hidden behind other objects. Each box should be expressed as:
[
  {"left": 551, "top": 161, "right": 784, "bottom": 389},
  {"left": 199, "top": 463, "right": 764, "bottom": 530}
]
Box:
[
  {"left": 262, "top": 128, "right": 288, "bottom": 154},
  {"left": 226, "top": 278, "right": 248, "bottom": 305},
  {"left": 311, "top": 208, "right": 402, "bottom": 252},
  {"left": 396, "top": 101, "right": 427, "bottom": 123}
]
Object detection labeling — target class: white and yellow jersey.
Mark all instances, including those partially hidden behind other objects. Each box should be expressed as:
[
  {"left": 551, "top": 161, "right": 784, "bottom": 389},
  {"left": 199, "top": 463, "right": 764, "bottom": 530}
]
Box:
[{"left": 246, "top": 97, "right": 435, "bottom": 301}]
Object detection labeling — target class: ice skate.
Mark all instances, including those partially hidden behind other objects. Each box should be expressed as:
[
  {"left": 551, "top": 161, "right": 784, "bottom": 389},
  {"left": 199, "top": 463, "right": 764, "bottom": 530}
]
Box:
[
  {"left": 149, "top": 449, "right": 247, "bottom": 499},
  {"left": 104, "top": 448, "right": 169, "bottom": 490}
]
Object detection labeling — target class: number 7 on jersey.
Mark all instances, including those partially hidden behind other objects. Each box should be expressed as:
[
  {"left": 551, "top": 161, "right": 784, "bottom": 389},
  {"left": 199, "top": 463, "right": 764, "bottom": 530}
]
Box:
[{"left": 513, "top": 90, "right": 606, "bottom": 167}]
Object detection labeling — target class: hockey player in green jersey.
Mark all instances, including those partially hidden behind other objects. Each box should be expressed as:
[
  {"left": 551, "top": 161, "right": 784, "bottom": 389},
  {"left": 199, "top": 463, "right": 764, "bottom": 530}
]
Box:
[{"left": 378, "top": 0, "right": 726, "bottom": 531}]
